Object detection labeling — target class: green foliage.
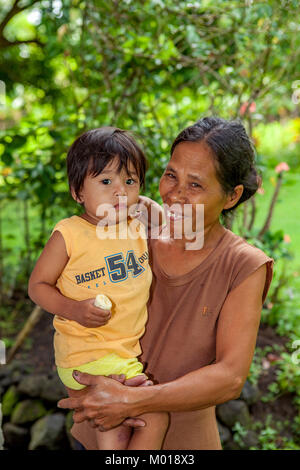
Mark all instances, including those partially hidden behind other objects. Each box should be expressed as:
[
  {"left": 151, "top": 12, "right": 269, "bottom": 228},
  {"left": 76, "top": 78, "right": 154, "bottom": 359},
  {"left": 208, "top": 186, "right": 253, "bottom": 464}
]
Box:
[
  {"left": 261, "top": 353, "right": 300, "bottom": 407},
  {"left": 254, "top": 119, "right": 300, "bottom": 170},
  {"left": 263, "top": 295, "right": 300, "bottom": 340},
  {"left": 2, "top": 385, "right": 20, "bottom": 416},
  {"left": 257, "top": 425, "right": 282, "bottom": 450},
  {"left": 250, "top": 415, "right": 300, "bottom": 450},
  {"left": 248, "top": 346, "right": 266, "bottom": 386},
  {"left": 232, "top": 416, "right": 300, "bottom": 450},
  {"left": 247, "top": 229, "right": 293, "bottom": 263},
  {"left": 232, "top": 422, "right": 248, "bottom": 447},
  {"left": 232, "top": 168, "right": 300, "bottom": 341}
]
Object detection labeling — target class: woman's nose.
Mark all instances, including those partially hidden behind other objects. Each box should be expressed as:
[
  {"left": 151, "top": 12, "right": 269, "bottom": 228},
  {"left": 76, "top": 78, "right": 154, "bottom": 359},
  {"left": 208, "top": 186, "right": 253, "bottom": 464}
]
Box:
[{"left": 168, "top": 187, "right": 187, "bottom": 204}]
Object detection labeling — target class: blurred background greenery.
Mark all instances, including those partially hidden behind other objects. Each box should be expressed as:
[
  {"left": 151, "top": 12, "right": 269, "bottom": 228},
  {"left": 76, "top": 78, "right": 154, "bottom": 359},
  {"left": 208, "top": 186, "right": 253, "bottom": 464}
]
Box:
[{"left": 0, "top": 0, "right": 299, "bottom": 450}]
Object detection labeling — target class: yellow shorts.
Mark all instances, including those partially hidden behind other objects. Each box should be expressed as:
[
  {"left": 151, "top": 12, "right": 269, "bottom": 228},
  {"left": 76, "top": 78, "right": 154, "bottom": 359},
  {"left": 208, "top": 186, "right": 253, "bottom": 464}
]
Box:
[{"left": 57, "top": 353, "right": 145, "bottom": 390}]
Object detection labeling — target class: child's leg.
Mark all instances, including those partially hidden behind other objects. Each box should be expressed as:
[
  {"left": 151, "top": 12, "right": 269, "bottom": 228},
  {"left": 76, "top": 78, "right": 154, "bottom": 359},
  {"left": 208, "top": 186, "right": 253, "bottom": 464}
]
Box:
[
  {"left": 95, "top": 424, "right": 132, "bottom": 450},
  {"left": 127, "top": 412, "right": 169, "bottom": 450},
  {"left": 66, "top": 386, "right": 132, "bottom": 450}
]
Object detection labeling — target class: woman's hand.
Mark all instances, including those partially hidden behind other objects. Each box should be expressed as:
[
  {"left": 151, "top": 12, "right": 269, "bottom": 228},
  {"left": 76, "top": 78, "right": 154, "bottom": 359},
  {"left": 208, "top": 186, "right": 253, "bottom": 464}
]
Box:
[
  {"left": 73, "top": 299, "right": 111, "bottom": 328},
  {"left": 57, "top": 371, "right": 148, "bottom": 430},
  {"left": 130, "top": 195, "right": 164, "bottom": 231}
]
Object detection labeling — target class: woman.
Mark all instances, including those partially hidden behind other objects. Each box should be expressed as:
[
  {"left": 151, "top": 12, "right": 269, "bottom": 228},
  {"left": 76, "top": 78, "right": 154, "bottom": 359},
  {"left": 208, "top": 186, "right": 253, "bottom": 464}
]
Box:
[{"left": 58, "top": 117, "right": 273, "bottom": 450}]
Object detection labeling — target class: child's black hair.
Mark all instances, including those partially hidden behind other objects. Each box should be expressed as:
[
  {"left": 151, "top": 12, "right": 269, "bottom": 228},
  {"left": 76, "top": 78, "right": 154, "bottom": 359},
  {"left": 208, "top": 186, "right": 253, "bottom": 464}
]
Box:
[{"left": 67, "top": 127, "right": 148, "bottom": 200}]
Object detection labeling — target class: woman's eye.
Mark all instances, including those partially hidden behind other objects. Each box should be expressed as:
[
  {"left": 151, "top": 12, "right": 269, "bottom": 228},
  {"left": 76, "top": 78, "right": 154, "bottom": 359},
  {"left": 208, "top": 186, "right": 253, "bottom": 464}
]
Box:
[
  {"left": 191, "top": 182, "right": 201, "bottom": 188},
  {"left": 101, "top": 179, "right": 111, "bottom": 185},
  {"left": 166, "top": 172, "right": 175, "bottom": 178}
]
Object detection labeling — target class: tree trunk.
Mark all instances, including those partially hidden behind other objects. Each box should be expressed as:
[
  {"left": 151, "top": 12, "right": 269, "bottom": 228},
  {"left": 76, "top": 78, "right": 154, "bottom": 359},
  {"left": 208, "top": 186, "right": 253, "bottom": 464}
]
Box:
[
  {"left": 248, "top": 196, "right": 256, "bottom": 233},
  {"left": 6, "top": 305, "right": 43, "bottom": 364},
  {"left": 258, "top": 173, "right": 283, "bottom": 239}
]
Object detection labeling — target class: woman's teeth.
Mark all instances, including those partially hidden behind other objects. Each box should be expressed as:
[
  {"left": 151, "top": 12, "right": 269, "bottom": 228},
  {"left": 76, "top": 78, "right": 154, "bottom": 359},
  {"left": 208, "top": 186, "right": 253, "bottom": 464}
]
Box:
[{"left": 166, "top": 210, "right": 184, "bottom": 220}]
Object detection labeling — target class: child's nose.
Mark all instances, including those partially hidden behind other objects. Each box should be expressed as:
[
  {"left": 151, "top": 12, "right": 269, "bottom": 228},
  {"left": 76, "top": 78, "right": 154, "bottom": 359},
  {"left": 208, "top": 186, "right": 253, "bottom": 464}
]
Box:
[{"left": 114, "top": 182, "right": 127, "bottom": 197}]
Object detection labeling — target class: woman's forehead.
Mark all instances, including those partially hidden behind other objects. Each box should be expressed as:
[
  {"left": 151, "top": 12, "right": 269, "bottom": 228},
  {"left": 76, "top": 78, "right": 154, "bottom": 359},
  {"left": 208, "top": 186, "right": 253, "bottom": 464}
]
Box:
[{"left": 169, "top": 141, "right": 216, "bottom": 174}]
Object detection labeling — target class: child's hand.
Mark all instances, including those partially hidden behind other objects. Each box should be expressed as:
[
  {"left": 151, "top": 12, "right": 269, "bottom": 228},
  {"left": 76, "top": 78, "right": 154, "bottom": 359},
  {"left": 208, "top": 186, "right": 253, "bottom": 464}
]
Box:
[{"left": 73, "top": 298, "right": 111, "bottom": 328}]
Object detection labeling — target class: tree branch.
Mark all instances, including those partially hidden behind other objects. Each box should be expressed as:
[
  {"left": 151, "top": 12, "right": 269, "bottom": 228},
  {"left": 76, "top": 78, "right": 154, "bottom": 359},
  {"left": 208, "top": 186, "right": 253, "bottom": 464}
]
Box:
[
  {"left": 0, "top": 36, "right": 42, "bottom": 49},
  {"left": 258, "top": 173, "right": 283, "bottom": 239},
  {"left": 0, "top": 0, "right": 42, "bottom": 49},
  {"left": 0, "top": 0, "right": 19, "bottom": 34}
]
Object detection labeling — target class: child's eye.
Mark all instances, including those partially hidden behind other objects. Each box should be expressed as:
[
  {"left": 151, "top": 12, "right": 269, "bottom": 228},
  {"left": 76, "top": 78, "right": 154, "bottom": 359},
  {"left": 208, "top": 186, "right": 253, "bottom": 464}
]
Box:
[
  {"left": 101, "top": 179, "right": 112, "bottom": 185},
  {"left": 126, "top": 178, "right": 136, "bottom": 185}
]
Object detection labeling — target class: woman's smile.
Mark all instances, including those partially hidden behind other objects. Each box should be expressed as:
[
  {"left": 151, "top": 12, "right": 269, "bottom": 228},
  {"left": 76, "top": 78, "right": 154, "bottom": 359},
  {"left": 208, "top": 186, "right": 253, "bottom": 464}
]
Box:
[{"left": 165, "top": 206, "right": 190, "bottom": 221}]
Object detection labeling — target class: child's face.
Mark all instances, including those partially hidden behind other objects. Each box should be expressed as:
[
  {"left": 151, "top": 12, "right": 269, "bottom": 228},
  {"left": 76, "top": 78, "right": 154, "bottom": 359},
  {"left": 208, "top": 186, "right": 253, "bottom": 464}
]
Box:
[{"left": 73, "top": 156, "right": 140, "bottom": 225}]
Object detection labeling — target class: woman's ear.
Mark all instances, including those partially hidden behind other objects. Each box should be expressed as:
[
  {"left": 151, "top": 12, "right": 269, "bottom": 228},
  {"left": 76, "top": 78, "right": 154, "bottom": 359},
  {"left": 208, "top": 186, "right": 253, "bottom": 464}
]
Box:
[
  {"left": 223, "top": 184, "right": 244, "bottom": 211},
  {"left": 71, "top": 187, "right": 83, "bottom": 204}
]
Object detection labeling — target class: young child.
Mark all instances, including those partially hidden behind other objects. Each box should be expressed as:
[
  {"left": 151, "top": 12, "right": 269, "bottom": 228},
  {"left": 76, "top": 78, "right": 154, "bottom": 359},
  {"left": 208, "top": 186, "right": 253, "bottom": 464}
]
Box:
[{"left": 28, "top": 127, "right": 168, "bottom": 450}]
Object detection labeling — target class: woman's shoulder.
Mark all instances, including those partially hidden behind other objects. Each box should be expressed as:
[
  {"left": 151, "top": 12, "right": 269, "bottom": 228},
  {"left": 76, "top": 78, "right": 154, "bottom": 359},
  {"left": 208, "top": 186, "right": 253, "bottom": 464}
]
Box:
[
  {"left": 222, "top": 228, "right": 272, "bottom": 264},
  {"left": 221, "top": 229, "right": 274, "bottom": 301}
]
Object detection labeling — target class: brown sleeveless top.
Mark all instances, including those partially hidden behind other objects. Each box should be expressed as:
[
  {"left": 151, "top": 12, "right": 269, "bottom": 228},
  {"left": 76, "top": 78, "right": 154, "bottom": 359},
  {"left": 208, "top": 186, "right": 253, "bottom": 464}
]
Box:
[{"left": 140, "top": 228, "right": 274, "bottom": 384}]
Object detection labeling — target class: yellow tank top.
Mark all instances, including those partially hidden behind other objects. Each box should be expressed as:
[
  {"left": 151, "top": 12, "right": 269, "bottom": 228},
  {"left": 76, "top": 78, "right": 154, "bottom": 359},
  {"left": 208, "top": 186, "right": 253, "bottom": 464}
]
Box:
[{"left": 51, "top": 215, "right": 152, "bottom": 368}]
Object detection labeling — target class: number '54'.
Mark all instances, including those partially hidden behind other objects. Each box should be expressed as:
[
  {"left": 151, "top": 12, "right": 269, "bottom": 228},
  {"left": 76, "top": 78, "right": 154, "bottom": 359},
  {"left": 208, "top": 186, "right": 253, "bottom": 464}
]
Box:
[{"left": 105, "top": 251, "right": 145, "bottom": 282}]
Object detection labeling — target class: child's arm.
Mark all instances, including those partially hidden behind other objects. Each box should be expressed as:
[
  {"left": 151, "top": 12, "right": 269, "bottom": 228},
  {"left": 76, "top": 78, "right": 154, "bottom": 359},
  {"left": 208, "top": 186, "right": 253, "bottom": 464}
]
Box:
[{"left": 28, "top": 231, "right": 111, "bottom": 328}]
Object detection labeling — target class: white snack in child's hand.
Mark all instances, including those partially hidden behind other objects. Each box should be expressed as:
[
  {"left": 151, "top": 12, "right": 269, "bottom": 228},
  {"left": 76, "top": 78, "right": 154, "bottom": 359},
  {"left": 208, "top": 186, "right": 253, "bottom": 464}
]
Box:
[{"left": 94, "top": 294, "right": 112, "bottom": 310}]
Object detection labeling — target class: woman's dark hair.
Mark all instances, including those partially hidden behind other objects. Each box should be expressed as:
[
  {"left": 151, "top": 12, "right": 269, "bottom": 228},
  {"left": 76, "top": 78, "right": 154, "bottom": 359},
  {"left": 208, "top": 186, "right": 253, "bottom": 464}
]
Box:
[
  {"left": 171, "top": 117, "right": 260, "bottom": 214},
  {"left": 67, "top": 127, "right": 148, "bottom": 200}
]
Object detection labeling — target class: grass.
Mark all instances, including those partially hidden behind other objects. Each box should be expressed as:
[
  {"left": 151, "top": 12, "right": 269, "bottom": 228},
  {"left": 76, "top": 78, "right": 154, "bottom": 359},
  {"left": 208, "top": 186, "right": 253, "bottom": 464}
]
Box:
[
  {"left": 253, "top": 170, "right": 300, "bottom": 269},
  {"left": 251, "top": 170, "right": 300, "bottom": 312}
]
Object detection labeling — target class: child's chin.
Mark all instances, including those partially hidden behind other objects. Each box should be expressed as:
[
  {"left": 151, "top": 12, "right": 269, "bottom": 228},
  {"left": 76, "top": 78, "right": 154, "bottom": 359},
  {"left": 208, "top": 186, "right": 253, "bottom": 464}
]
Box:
[{"left": 109, "top": 213, "right": 128, "bottom": 225}]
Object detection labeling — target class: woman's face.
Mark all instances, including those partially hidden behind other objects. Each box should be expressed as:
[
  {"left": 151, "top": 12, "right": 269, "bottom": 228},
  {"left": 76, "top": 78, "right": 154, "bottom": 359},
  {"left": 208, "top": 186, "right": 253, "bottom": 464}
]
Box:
[{"left": 159, "top": 140, "right": 231, "bottom": 233}]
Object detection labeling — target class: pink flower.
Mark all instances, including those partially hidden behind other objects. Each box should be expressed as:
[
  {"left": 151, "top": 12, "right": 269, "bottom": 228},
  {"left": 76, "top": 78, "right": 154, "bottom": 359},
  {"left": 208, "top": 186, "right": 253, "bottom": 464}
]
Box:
[
  {"left": 284, "top": 234, "right": 291, "bottom": 243},
  {"left": 239, "top": 101, "right": 256, "bottom": 115},
  {"left": 267, "top": 353, "right": 281, "bottom": 363},
  {"left": 275, "top": 162, "right": 290, "bottom": 173},
  {"left": 257, "top": 187, "right": 265, "bottom": 195}
]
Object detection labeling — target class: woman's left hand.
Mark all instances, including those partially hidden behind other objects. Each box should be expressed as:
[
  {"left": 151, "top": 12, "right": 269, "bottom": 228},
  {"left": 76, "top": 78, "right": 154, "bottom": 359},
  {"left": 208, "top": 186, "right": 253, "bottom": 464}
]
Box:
[{"left": 57, "top": 371, "right": 149, "bottom": 431}]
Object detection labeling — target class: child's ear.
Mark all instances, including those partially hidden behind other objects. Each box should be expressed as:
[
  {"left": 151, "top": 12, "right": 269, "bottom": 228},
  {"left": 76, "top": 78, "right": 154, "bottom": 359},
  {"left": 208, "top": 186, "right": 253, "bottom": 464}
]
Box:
[{"left": 70, "top": 187, "right": 83, "bottom": 204}]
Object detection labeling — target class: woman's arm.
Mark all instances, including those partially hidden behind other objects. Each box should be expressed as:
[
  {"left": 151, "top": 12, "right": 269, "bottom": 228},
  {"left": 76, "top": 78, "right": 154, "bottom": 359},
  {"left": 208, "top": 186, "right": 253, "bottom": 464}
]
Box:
[
  {"left": 58, "top": 264, "right": 266, "bottom": 429},
  {"left": 28, "top": 231, "right": 110, "bottom": 327},
  {"left": 132, "top": 263, "right": 266, "bottom": 414}
]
